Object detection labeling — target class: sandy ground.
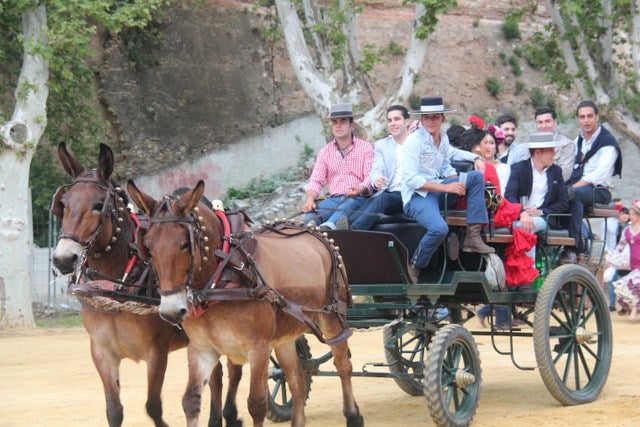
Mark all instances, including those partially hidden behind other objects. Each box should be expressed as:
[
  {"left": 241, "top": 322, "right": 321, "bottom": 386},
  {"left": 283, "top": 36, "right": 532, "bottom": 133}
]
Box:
[{"left": 1, "top": 313, "right": 639, "bottom": 427}]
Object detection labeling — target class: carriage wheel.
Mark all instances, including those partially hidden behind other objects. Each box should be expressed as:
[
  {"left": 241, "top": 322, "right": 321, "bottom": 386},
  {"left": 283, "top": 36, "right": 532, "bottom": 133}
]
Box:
[
  {"left": 383, "top": 321, "right": 430, "bottom": 396},
  {"left": 266, "top": 336, "right": 313, "bottom": 422},
  {"left": 424, "top": 324, "right": 481, "bottom": 427},
  {"left": 534, "top": 264, "right": 612, "bottom": 405}
]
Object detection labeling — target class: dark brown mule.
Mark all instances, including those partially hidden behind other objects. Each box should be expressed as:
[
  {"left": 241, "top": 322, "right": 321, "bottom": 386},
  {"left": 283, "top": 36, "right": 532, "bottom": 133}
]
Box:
[
  {"left": 127, "top": 179, "right": 364, "bottom": 427},
  {"left": 51, "top": 143, "right": 243, "bottom": 427}
]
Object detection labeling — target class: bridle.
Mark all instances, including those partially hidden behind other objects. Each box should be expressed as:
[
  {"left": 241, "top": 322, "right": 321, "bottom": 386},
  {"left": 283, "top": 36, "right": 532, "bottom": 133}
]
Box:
[
  {"left": 53, "top": 171, "right": 130, "bottom": 272},
  {"left": 146, "top": 196, "right": 219, "bottom": 299}
]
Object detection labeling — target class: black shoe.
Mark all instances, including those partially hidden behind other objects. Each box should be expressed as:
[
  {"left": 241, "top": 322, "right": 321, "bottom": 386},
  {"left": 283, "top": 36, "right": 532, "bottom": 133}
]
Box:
[{"left": 559, "top": 249, "right": 577, "bottom": 264}]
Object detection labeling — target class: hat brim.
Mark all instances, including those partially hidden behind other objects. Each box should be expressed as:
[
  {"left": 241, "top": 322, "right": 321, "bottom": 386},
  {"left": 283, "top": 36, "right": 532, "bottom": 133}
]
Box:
[
  {"left": 520, "top": 139, "right": 571, "bottom": 149},
  {"left": 409, "top": 108, "right": 456, "bottom": 115},
  {"left": 322, "top": 113, "right": 364, "bottom": 120}
]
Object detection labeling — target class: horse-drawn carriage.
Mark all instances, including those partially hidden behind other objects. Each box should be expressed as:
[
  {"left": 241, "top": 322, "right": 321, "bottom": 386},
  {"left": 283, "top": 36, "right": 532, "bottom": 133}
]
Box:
[
  {"left": 265, "top": 201, "right": 614, "bottom": 426},
  {"left": 53, "top": 143, "right": 613, "bottom": 427}
]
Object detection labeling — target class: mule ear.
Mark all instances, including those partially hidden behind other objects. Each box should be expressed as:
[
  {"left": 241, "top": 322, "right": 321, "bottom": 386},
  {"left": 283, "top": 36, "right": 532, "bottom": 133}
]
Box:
[
  {"left": 177, "top": 180, "right": 206, "bottom": 215},
  {"left": 127, "top": 179, "right": 157, "bottom": 216},
  {"left": 58, "top": 142, "right": 85, "bottom": 178},
  {"left": 97, "top": 143, "right": 114, "bottom": 181}
]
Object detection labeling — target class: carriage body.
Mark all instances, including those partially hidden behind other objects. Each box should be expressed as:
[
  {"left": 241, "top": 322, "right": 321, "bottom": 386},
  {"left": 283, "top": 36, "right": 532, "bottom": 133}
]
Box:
[{"left": 298, "top": 202, "right": 615, "bottom": 426}]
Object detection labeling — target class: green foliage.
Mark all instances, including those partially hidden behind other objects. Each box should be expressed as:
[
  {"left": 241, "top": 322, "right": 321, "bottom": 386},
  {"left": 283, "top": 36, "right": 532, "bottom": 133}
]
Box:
[
  {"left": 498, "top": 51, "right": 507, "bottom": 66},
  {"left": 409, "top": 93, "right": 421, "bottom": 110},
  {"left": 523, "top": 29, "right": 573, "bottom": 91},
  {"left": 530, "top": 88, "right": 556, "bottom": 110},
  {"left": 408, "top": 0, "right": 457, "bottom": 39},
  {"left": 223, "top": 168, "right": 304, "bottom": 205},
  {"left": 0, "top": 0, "right": 174, "bottom": 246},
  {"left": 514, "top": 80, "right": 525, "bottom": 95},
  {"left": 508, "top": 55, "right": 522, "bottom": 77},
  {"left": 502, "top": 17, "right": 520, "bottom": 40},
  {"left": 485, "top": 77, "right": 501, "bottom": 98}
]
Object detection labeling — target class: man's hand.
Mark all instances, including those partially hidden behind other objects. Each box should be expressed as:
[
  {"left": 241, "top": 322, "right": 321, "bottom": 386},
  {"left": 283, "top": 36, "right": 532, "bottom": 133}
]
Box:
[
  {"left": 346, "top": 186, "right": 364, "bottom": 197},
  {"left": 444, "top": 182, "right": 466, "bottom": 196},
  {"left": 518, "top": 211, "right": 534, "bottom": 233},
  {"left": 524, "top": 207, "right": 542, "bottom": 217},
  {"left": 375, "top": 176, "right": 388, "bottom": 190},
  {"left": 302, "top": 197, "right": 317, "bottom": 213}
]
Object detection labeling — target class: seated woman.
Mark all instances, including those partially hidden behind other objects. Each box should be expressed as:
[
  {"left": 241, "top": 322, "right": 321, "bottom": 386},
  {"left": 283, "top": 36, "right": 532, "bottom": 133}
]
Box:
[
  {"left": 460, "top": 116, "right": 538, "bottom": 327},
  {"left": 612, "top": 202, "right": 640, "bottom": 321}
]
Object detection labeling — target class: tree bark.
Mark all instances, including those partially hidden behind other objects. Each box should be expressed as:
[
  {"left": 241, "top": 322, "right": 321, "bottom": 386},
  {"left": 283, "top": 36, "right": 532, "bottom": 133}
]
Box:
[{"left": 0, "top": 4, "right": 49, "bottom": 328}]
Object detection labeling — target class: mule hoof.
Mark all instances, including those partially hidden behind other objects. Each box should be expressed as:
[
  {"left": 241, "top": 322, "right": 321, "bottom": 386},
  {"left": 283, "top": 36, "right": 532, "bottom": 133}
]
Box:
[
  {"left": 226, "top": 419, "right": 243, "bottom": 427},
  {"left": 346, "top": 414, "right": 364, "bottom": 427}
]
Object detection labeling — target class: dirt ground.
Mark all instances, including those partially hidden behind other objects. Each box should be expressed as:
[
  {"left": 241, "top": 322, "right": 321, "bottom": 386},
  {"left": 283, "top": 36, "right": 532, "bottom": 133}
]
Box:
[{"left": 1, "top": 312, "right": 639, "bottom": 427}]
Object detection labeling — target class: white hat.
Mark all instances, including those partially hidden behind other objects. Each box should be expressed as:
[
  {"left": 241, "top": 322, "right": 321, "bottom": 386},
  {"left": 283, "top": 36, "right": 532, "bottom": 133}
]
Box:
[{"left": 520, "top": 132, "right": 570, "bottom": 149}]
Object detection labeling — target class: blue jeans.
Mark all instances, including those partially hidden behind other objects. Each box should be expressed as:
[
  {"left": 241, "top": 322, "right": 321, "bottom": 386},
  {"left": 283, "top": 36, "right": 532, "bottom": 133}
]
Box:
[
  {"left": 478, "top": 304, "right": 510, "bottom": 326},
  {"left": 305, "top": 195, "right": 366, "bottom": 226},
  {"left": 404, "top": 171, "right": 488, "bottom": 268},
  {"left": 568, "top": 185, "right": 611, "bottom": 252},
  {"left": 350, "top": 191, "right": 403, "bottom": 230}
]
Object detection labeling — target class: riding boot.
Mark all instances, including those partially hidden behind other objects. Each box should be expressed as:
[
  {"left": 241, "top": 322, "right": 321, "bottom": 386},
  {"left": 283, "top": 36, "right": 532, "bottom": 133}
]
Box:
[
  {"left": 463, "top": 224, "right": 494, "bottom": 253},
  {"left": 407, "top": 264, "right": 421, "bottom": 284}
]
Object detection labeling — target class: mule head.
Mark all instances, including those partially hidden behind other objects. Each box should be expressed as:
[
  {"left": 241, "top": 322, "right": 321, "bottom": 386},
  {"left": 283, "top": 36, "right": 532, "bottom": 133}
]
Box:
[
  {"left": 128, "top": 179, "right": 220, "bottom": 325},
  {"left": 52, "top": 143, "right": 128, "bottom": 275}
]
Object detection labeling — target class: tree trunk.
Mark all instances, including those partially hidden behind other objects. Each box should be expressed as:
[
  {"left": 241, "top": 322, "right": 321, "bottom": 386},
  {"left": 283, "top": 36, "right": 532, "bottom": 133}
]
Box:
[{"left": 0, "top": 4, "right": 49, "bottom": 328}]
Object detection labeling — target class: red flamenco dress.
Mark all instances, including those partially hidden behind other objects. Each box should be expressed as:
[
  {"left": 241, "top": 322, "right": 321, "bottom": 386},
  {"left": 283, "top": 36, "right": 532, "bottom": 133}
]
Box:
[{"left": 484, "top": 163, "right": 539, "bottom": 288}]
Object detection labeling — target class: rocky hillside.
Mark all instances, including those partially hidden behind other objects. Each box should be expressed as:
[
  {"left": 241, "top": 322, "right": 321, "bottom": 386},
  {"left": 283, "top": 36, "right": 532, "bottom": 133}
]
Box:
[{"left": 96, "top": 0, "right": 577, "bottom": 179}]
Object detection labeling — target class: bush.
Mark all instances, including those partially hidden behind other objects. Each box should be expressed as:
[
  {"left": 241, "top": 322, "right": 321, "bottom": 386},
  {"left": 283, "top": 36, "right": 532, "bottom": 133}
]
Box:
[
  {"left": 509, "top": 56, "right": 522, "bottom": 77},
  {"left": 485, "top": 77, "right": 501, "bottom": 98},
  {"left": 530, "top": 88, "right": 557, "bottom": 110},
  {"left": 514, "top": 80, "right": 525, "bottom": 95},
  {"left": 502, "top": 18, "right": 520, "bottom": 40}
]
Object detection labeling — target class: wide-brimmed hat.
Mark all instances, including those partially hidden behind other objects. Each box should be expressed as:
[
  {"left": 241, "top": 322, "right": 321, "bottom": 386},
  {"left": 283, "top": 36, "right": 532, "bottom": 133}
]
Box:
[
  {"left": 520, "top": 132, "right": 570, "bottom": 149},
  {"left": 323, "top": 103, "right": 364, "bottom": 120},
  {"left": 409, "top": 96, "right": 457, "bottom": 115}
]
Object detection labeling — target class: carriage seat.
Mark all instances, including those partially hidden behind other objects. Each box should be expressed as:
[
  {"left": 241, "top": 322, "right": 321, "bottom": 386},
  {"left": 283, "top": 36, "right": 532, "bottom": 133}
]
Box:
[
  {"left": 372, "top": 213, "right": 424, "bottom": 256},
  {"left": 587, "top": 202, "right": 619, "bottom": 218}
]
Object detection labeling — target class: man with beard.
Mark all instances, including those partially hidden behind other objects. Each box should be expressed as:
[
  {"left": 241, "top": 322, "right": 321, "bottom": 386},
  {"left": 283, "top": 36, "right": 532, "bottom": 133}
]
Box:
[{"left": 495, "top": 113, "right": 529, "bottom": 165}]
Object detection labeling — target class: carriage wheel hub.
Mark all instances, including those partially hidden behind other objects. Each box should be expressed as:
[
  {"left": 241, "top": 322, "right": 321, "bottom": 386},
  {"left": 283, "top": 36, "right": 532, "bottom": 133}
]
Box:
[
  {"left": 575, "top": 326, "right": 594, "bottom": 344},
  {"left": 454, "top": 369, "right": 476, "bottom": 387}
]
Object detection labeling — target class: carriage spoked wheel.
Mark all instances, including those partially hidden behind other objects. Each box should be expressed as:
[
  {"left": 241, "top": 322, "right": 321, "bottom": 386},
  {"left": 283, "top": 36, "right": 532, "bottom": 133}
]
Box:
[
  {"left": 266, "top": 336, "right": 313, "bottom": 422},
  {"left": 423, "top": 324, "right": 481, "bottom": 427},
  {"left": 534, "top": 264, "right": 612, "bottom": 405},
  {"left": 383, "top": 320, "right": 431, "bottom": 396}
]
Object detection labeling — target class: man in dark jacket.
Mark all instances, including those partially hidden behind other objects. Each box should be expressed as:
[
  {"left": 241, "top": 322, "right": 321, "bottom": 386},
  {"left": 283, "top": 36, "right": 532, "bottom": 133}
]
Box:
[
  {"left": 562, "top": 100, "right": 622, "bottom": 260},
  {"left": 505, "top": 132, "right": 569, "bottom": 264}
]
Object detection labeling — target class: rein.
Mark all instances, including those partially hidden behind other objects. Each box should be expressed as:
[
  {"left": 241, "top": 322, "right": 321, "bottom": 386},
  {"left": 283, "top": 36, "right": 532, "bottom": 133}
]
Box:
[{"left": 150, "top": 199, "right": 352, "bottom": 345}]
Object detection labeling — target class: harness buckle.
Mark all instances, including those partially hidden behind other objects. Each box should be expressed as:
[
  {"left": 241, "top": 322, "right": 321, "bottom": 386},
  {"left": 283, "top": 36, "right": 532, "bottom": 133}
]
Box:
[{"left": 233, "top": 262, "right": 245, "bottom": 271}]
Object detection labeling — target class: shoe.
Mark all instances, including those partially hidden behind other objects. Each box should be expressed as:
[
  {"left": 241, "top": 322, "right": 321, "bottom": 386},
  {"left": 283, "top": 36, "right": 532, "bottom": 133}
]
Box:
[
  {"left": 609, "top": 306, "right": 616, "bottom": 312},
  {"left": 407, "top": 264, "right": 421, "bottom": 284},
  {"left": 493, "top": 323, "right": 510, "bottom": 331},
  {"left": 463, "top": 224, "right": 495, "bottom": 254},
  {"left": 335, "top": 216, "right": 350, "bottom": 230},
  {"left": 477, "top": 313, "right": 487, "bottom": 328},
  {"left": 511, "top": 318, "right": 525, "bottom": 327},
  {"left": 558, "top": 249, "right": 578, "bottom": 264},
  {"left": 318, "top": 225, "right": 332, "bottom": 231}
]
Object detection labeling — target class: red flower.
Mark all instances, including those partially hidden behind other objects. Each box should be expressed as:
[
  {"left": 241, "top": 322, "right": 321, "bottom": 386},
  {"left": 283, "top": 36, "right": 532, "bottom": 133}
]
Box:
[{"left": 469, "top": 115, "right": 485, "bottom": 129}]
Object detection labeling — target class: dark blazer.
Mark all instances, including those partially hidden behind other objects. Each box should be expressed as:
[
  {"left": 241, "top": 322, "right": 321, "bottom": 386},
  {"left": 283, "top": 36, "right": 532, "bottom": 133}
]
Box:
[{"left": 505, "top": 160, "right": 568, "bottom": 216}]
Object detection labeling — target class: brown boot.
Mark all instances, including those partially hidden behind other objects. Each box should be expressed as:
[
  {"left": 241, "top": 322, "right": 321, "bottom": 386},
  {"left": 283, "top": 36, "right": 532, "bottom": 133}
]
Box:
[
  {"left": 463, "top": 224, "right": 495, "bottom": 253},
  {"left": 407, "top": 264, "right": 421, "bottom": 284}
]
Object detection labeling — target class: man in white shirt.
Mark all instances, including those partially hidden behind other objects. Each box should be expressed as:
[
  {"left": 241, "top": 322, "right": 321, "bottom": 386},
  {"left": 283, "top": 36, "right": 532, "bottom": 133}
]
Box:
[{"left": 561, "top": 100, "right": 622, "bottom": 261}]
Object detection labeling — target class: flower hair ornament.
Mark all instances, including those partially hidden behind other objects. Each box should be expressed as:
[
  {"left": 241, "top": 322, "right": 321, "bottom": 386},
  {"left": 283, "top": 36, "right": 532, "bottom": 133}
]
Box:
[
  {"left": 488, "top": 125, "right": 506, "bottom": 145},
  {"left": 633, "top": 199, "right": 640, "bottom": 210},
  {"left": 469, "top": 115, "right": 486, "bottom": 130}
]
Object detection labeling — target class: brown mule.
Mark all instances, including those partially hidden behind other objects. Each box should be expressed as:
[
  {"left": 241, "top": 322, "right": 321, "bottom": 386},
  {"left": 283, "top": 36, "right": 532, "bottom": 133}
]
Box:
[
  {"left": 51, "top": 143, "right": 243, "bottom": 427},
  {"left": 127, "top": 179, "right": 364, "bottom": 427}
]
